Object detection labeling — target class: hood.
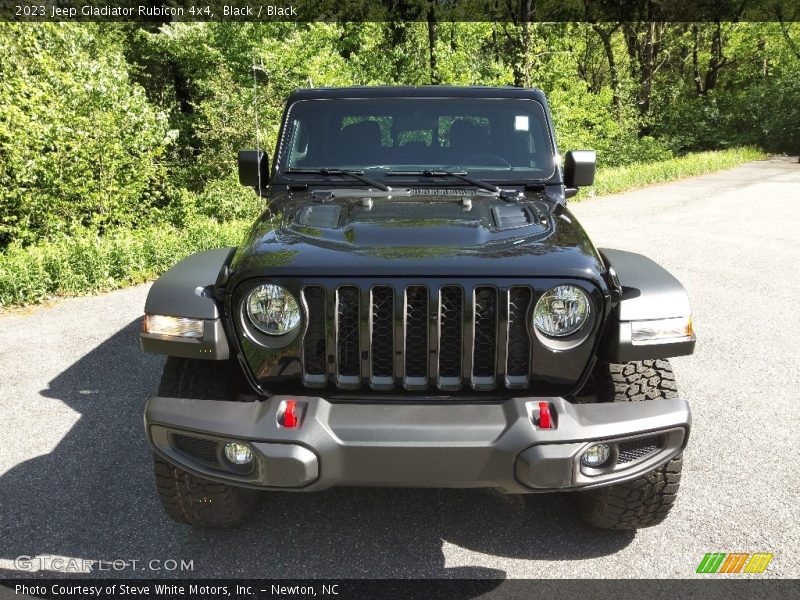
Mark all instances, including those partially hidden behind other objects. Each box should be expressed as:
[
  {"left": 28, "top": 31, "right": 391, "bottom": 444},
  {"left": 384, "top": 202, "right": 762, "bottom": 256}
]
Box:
[{"left": 231, "top": 188, "right": 606, "bottom": 283}]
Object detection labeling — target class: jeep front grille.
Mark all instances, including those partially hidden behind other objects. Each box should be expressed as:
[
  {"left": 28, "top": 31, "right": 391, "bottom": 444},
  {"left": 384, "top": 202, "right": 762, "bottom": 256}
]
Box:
[{"left": 300, "top": 283, "right": 534, "bottom": 391}]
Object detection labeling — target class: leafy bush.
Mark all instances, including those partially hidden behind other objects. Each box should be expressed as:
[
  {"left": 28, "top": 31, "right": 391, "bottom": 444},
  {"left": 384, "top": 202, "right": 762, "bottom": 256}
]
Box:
[
  {"left": 550, "top": 86, "right": 675, "bottom": 168},
  {"left": 192, "top": 176, "right": 266, "bottom": 223},
  {"left": 0, "top": 23, "right": 174, "bottom": 247},
  {"left": 127, "top": 22, "right": 358, "bottom": 192},
  {"left": 0, "top": 218, "right": 250, "bottom": 308}
]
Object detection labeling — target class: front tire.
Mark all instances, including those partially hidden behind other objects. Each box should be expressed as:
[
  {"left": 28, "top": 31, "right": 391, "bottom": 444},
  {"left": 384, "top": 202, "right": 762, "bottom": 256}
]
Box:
[
  {"left": 152, "top": 357, "right": 259, "bottom": 528},
  {"left": 153, "top": 454, "right": 259, "bottom": 528},
  {"left": 574, "top": 359, "right": 684, "bottom": 530}
]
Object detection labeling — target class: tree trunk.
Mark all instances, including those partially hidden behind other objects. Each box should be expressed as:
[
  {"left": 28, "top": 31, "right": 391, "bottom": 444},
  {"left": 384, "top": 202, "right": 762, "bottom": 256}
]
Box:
[
  {"left": 623, "top": 21, "right": 663, "bottom": 121},
  {"left": 778, "top": 21, "right": 800, "bottom": 61},
  {"left": 426, "top": 5, "right": 439, "bottom": 84},
  {"left": 703, "top": 21, "right": 727, "bottom": 94},
  {"left": 592, "top": 23, "right": 622, "bottom": 115},
  {"left": 693, "top": 22, "right": 730, "bottom": 96},
  {"left": 510, "top": 0, "right": 533, "bottom": 87},
  {"left": 692, "top": 24, "right": 703, "bottom": 95}
]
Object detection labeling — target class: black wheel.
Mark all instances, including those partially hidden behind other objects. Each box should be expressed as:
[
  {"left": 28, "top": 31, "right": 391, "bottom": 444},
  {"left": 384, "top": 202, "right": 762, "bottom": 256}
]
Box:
[
  {"left": 574, "top": 359, "right": 684, "bottom": 530},
  {"left": 152, "top": 357, "right": 259, "bottom": 527}
]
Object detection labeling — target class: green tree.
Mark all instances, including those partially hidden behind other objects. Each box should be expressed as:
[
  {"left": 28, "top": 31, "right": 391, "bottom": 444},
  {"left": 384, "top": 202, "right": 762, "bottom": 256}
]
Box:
[{"left": 0, "top": 23, "right": 172, "bottom": 247}]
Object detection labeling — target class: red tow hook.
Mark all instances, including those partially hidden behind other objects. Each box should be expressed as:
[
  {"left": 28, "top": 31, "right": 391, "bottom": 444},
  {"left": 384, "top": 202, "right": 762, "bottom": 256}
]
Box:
[
  {"left": 282, "top": 400, "right": 298, "bottom": 428},
  {"left": 537, "top": 402, "right": 553, "bottom": 429}
]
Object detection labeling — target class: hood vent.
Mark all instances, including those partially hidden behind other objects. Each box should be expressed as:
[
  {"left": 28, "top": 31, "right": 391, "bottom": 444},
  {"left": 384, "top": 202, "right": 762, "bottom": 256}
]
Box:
[
  {"left": 295, "top": 204, "right": 342, "bottom": 228},
  {"left": 491, "top": 205, "right": 537, "bottom": 230}
]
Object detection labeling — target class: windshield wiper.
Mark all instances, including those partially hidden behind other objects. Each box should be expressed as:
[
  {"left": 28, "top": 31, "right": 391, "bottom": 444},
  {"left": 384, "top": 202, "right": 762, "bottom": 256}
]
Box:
[
  {"left": 285, "top": 168, "right": 391, "bottom": 192},
  {"left": 386, "top": 170, "right": 520, "bottom": 202}
]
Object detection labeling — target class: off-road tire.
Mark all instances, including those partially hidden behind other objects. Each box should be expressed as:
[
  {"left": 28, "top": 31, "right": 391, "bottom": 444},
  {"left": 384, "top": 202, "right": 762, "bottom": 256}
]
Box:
[
  {"left": 152, "top": 357, "right": 259, "bottom": 527},
  {"left": 157, "top": 355, "right": 247, "bottom": 400},
  {"left": 153, "top": 455, "right": 259, "bottom": 527},
  {"left": 574, "top": 359, "right": 684, "bottom": 530}
]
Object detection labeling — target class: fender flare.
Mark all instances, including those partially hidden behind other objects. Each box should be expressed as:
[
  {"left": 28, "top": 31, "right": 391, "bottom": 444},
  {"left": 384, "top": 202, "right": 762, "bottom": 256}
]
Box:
[
  {"left": 599, "top": 248, "right": 696, "bottom": 362},
  {"left": 140, "top": 247, "right": 236, "bottom": 360}
]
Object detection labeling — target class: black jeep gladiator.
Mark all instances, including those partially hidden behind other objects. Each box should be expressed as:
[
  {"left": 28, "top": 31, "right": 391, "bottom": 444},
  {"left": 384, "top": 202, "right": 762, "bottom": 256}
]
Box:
[{"left": 140, "top": 86, "right": 695, "bottom": 529}]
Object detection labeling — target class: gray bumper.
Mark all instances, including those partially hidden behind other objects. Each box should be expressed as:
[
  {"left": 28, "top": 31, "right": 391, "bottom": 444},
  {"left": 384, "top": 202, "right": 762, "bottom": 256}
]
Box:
[{"left": 145, "top": 396, "right": 690, "bottom": 494}]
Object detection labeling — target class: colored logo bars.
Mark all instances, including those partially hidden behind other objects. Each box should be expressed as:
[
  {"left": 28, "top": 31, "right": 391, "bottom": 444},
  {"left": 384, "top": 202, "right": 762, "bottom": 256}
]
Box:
[{"left": 696, "top": 553, "right": 773, "bottom": 574}]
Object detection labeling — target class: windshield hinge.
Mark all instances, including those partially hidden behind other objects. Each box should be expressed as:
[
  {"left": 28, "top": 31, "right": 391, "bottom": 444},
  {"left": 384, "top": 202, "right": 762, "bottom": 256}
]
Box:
[{"left": 499, "top": 189, "right": 524, "bottom": 203}]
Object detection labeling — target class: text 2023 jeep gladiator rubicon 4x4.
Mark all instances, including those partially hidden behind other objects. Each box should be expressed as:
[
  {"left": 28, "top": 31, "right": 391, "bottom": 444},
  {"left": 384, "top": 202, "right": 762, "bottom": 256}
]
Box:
[{"left": 140, "top": 86, "right": 695, "bottom": 529}]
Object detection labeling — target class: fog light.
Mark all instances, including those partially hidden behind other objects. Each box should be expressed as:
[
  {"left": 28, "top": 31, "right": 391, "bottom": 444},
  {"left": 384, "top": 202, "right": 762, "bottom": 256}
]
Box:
[
  {"left": 224, "top": 442, "right": 253, "bottom": 465},
  {"left": 581, "top": 443, "right": 611, "bottom": 468}
]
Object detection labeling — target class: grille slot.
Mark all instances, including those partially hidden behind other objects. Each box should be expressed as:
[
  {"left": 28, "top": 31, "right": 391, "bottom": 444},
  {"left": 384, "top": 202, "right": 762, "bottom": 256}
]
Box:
[
  {"left": 506, "top": 287, "right": 532, "bottom": 387},
  {"left": 336, "top": 286, "right": 361, "bottom": 383},
  {"left": 370, "top": 286, "right": 395, "bottom": 383},
  {"left": 300, "top": 283, "right": 537, "bottom": 391},
  {"left": 302, "top": 286, "right": 327, "bottom": 382},
  {"left": 438, "top": 286, "right": 463, "bottom": 389},
  {"left": 404, "top": 286, "right": 429, "bottom": 387},
  {"left": 472, "top": 287, "right": 498, "bottom": 387},
  {"left": 617, "top": 436, "right": 663, "bottom": 464},
  {"left": 172, "top": 434, "right": 220, "bottom": 466}
]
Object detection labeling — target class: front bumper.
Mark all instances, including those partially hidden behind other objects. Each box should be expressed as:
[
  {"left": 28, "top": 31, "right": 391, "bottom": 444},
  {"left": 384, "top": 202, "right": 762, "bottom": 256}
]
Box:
[{"left": 144, "top": 395, "right": 689, "bottom": 494}]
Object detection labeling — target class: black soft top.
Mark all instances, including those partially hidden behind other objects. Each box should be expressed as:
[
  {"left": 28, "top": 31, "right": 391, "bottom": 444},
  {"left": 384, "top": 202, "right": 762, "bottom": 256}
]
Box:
[{"left": 287, "top": 85, "right": 548, "bottom": 103}]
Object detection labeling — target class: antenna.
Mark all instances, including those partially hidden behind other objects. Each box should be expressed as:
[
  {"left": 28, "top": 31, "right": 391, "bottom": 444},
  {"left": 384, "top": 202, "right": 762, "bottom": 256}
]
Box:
[{"left": 251, "top": 57, "right": 269, "bottom": 198}]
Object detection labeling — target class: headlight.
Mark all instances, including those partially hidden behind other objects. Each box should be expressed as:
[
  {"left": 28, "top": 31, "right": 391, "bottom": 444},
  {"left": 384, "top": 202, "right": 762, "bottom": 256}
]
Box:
[
  {"left": 245, "top": 284, "right": 301, "bottom": 336},
  {"left": 533, "top": 285, "right": 590, "bottom": 337}
]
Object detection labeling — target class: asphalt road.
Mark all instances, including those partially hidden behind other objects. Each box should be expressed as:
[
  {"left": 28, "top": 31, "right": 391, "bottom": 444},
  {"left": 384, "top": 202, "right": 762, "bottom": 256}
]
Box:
[{"left": 0, "top": 157, "right": 798, "bottom": 581}]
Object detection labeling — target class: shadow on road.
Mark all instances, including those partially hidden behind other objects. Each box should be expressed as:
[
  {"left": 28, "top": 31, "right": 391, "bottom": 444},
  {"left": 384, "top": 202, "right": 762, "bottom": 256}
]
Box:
[{"left": 0, "top": 319, "right": 633, "bottom": 581}]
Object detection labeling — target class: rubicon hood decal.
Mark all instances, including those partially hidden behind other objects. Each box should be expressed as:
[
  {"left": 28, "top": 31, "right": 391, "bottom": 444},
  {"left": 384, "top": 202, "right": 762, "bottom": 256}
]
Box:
[{"left": 408, "top": 188, "right": 478, "bottom": 196}]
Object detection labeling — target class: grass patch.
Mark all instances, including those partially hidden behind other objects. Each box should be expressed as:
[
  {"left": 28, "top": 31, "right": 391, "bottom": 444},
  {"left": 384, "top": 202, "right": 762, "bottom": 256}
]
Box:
[
  {"left": 0, "top": 218, "right": 251, "bottom": 309},
  {"left": 584, "top": 147, "right": 766, "bottom": 198}
]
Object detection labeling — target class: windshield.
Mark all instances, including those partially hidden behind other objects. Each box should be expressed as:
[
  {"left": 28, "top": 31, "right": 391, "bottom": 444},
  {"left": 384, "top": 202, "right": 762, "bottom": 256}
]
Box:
[{"left": 279, "top": 97, "right": 556, "bottom": 182}]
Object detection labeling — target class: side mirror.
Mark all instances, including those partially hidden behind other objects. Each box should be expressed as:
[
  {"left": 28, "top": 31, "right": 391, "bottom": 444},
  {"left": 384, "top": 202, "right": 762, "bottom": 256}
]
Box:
[
  {"left": 564, "top": 150, "right": 596, "bottom": 198},
  {"left": 238, "top": 150, "right": 270, "bottom": 188}
]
